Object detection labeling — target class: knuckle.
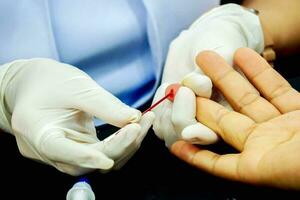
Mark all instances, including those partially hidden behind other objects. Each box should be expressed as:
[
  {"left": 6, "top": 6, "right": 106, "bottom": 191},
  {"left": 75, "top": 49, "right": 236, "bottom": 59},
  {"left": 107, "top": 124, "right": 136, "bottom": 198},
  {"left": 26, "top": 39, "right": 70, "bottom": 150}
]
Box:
[
  {"left": 270, "top": 84, "right": 292, "bottom": 100},
  {"left": 236, "top": 91, "right": 260, "bottom": 111},
  {"left": 215, "top": 107, "right": 230, "bottom": 126}
]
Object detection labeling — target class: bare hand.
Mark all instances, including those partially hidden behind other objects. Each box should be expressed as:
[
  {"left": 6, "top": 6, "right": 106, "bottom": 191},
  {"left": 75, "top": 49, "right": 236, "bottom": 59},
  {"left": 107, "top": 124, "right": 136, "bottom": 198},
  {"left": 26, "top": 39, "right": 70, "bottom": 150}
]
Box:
[{"left": 171, "top": 48, "right": 300, "bottom": 190}]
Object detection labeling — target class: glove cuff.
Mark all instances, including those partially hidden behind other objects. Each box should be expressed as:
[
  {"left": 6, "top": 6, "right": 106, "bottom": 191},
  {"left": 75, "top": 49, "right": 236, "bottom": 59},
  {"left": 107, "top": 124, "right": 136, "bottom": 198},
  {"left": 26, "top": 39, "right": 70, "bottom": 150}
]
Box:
[
  {"left": 0, "top": 62, "right": 14, "bottom": 133},
  {"left": 190, "top": 3, "right": 265, "bottom": 62}
]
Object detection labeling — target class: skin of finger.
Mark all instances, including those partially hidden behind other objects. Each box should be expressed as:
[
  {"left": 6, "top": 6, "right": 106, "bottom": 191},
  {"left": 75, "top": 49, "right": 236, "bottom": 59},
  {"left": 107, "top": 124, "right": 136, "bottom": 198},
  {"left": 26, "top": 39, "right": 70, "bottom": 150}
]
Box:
[
  {"left": 171, "top": 141, "right": 240, "bottom": 181},
  {"left": 172, "top": 125, "right": 300, "bottom": 189},
  {"left": 234, "top": 47, "right": 300, "bottom": 113},
  {"left": 196, "top": 50, "right": 280, "bottom": 122},
  {"left": 240, "top": 97, "right": 281, "bottom": 122},
  {"left": 196, "top": 97, "right": 256, "bottom": 151}
]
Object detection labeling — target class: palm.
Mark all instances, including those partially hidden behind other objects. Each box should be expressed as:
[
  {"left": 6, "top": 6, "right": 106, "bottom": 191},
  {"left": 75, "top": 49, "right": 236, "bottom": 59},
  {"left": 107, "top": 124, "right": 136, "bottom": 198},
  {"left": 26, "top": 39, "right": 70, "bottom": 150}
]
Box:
[
  {"left": 239, "top": 111, "right": 300, "bottom": 186},
  {"left": 171, "top": 48, "right": 300, "bottom": 189}
]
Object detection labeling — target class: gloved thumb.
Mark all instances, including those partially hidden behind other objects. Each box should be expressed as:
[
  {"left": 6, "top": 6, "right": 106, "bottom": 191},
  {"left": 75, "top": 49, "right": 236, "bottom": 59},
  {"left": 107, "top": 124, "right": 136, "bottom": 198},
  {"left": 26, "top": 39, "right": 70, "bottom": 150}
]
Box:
[{"left": 181, "top": 71, "right": 212, "bottom": 98}]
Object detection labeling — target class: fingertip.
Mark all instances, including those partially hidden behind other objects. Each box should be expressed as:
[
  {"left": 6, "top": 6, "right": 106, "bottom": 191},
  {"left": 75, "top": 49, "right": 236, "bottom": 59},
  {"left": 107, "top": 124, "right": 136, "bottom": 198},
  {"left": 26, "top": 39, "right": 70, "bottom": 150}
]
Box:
[
  {"left": 170, "top": 140, "right": 199, "bottom": 163},
  {"left": 143, "top": 111, "right": 155, "bottom": 122},
  {"left": 196, "top": 51, "right": 231, "bottom": 81},
  {"left": 234, "top": 47, "right": 251, "bottom": 60},
  {"left": 128, "top": 109, "right": 142, "bottom": 123},
  {"left": 196, "top": 50, "right": 219, "bottom": 59},
  {"left": 234, "top": 47, "right": 253, "bottom": 67},
  {"left": 196, "top": 50, "right": 220, "bottom": 68},
  {"left": 181, "top": 123, "right": 219, "bottom": 145},
  {"left": 116, "top": 108, "right": 142, "bottom": 126},
  {"left": 234, "top": 47, "right": 269, "bottom": 78},
  {"left": 124, "top": 123, "right": 141, "bottom": 137}
]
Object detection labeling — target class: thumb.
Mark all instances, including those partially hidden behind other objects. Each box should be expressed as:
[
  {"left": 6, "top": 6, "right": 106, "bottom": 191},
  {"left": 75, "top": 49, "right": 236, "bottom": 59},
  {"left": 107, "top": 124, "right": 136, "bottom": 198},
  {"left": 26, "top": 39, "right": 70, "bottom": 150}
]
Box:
[
  {"left": 69, "top": 77, "right": 141, "bottom": 127},
  {"left": 181, "top": 71, "right": 212, "bottom": 98}
]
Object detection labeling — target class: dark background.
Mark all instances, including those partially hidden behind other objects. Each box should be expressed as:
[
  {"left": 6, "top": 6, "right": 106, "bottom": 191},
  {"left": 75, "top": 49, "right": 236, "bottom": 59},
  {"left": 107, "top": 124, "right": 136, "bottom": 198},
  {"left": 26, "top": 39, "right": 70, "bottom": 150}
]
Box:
[{"left": 1, "top": 1, "right": 300, "bottom": 199}]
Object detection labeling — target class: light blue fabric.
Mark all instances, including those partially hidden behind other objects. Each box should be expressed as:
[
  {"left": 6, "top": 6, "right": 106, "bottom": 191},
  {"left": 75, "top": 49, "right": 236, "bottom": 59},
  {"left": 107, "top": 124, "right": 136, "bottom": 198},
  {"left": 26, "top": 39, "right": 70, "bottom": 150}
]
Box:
[{"left": 0, "top": 0, "right": 219, "bottom": 116}]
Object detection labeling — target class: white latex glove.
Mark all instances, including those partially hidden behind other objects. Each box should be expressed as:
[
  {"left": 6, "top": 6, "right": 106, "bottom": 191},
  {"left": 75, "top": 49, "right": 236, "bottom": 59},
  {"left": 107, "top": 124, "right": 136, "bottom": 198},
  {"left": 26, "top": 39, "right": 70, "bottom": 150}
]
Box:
[
  {"left": 0, "top": 58, "right": 155, "bottom": 175},
  {"left": 153, "top": 4, "right": 264, "bottom": 147}
]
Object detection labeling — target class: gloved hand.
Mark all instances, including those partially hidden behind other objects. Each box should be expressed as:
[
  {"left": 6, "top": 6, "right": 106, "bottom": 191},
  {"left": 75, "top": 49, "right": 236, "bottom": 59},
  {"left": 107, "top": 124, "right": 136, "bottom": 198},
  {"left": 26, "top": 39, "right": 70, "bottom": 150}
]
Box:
[
  {"left": 153, "top": 4, "right": 264, "bottom": 147},
  {"left": 0, "top": 58, "right": 155, "bottom": 175}
]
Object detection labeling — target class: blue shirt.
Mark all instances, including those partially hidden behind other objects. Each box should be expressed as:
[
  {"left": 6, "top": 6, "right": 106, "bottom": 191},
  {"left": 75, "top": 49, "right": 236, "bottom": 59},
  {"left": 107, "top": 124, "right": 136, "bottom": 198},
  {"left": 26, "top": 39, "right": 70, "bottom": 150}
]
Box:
[{"left": 0, "top": 0, "right": 219, "bottom": 110}]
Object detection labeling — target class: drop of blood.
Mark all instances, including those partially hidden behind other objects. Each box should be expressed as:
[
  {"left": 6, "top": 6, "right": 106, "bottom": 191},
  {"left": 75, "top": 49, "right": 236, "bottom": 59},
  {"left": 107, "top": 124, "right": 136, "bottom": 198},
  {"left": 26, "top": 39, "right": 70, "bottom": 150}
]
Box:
[{"left": 165, "top": 83, "right": 181, "bottom": 102}]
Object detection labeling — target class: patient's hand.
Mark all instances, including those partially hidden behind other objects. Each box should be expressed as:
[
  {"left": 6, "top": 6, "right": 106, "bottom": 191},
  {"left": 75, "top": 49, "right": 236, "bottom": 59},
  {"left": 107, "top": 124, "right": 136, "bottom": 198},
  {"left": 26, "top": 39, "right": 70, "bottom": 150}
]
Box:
[{"left": 171, "top": 48, "right": 300, "bottom": 190}]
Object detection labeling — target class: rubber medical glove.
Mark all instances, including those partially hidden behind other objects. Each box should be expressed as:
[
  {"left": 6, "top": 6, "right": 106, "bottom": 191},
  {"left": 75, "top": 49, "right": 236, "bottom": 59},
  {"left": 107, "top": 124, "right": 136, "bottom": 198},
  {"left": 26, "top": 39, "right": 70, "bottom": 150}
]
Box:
[
  {"left": 0, "top": 58, "right": 155, "bottom": 175},
  {"left": 153, "top": 4, "right": 264, "bottom": 147}
]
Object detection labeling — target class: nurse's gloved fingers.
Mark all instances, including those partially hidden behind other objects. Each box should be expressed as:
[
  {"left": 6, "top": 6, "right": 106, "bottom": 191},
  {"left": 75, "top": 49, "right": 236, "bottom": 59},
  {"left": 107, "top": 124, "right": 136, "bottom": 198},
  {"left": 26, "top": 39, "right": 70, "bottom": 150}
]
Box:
[
  {"left": 172, "top": 87, "right": 197, "bottom": 135},
  {"left": 40, "top": 130, "right": 114, "bottom": 171},
  {"left": 181, "top": 71, "right": 213, "bottom": 98},
  {"left": 153, "top": 102, "right": 178, "bottom": 146},
  {"left": 152, "top": 83, "right": 172, "bottom": 140},
  {"left": 136, "top": 112, "right": 155, "bottom": 144},
  {"left": 113, "top": 153, "right": 133, "bottom": 170},
  {"left": 164, "top": 114, "right": 179, "bottom": 147},
  {"left": 69, "top": 77, "right": 141, "bottom": 127},
  {"left": 100, "top": 114, "right": 154, "bottom": 172},
  {"left": 100, "top": 123, "right": 141, "bottom": 159},
  {"left": 181, "top": 123, "right": 219, "bottom": 145}
]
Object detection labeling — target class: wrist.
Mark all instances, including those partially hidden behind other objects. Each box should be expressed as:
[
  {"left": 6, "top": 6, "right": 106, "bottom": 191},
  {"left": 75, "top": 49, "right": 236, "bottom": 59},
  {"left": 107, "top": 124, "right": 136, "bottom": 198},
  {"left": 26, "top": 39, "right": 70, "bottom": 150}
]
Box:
[
  {"left": 243, "top": 7, "right": 276, "bottom": 63},
  {"left": 0, "top": 59, "right": 30, "bottom": 134},
  {"left": 0, "top": 62, "right": 15, "bottom": 133},
  {"left": 189, "top": 4, "right": 265, "bottom": 65}
]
